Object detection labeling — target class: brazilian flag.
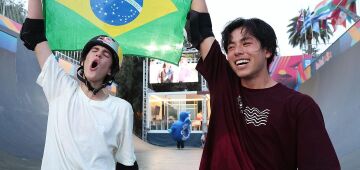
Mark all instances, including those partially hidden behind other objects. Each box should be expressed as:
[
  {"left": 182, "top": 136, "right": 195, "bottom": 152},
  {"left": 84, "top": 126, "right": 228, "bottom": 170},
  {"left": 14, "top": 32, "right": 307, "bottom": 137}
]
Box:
[{"left": 45, "top": 0, "right": 191, "bottom": 64}]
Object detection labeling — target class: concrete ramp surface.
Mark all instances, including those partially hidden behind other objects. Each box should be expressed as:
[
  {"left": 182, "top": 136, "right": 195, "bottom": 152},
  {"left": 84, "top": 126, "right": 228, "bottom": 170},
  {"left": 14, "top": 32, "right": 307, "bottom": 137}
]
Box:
[
  {"left": 0, "top": 27, "right": 46, "bottom": 169},
  {"left": 299, "top": 41, "right": 360, "bottom": 170},
  {"left": 133, "top": 135, "right": 202, "bottom": 170}
]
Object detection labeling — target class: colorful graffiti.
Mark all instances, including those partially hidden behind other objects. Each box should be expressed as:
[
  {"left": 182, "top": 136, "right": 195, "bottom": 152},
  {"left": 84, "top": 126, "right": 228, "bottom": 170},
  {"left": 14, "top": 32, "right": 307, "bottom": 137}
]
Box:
[
  {"left": 309, "top": 19, "right": 360, "bottom": 80},
  {"left": 270, "top": 54, "right": 312, "bottom": 90},
  {"left": 0, "top": 15, "right": 22, "bottom": 33},
  {"left": 0, "top": 30, "right": 17, "bottom": 52},
  {"left": 271, "top": 20, "right": 360, "bottom": 91}
]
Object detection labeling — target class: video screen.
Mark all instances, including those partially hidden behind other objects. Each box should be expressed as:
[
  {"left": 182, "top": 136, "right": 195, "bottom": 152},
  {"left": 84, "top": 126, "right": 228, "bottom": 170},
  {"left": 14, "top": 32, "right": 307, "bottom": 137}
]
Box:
[{"left": 149, "top": 57, "right": 199, "bottom": 84}]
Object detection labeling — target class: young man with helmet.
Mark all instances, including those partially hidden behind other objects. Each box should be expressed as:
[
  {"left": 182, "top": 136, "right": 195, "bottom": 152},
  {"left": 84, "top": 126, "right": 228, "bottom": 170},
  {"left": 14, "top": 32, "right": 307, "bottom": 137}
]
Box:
[{"left": 20, "top": 0, "right": 137, "bottom": 169}]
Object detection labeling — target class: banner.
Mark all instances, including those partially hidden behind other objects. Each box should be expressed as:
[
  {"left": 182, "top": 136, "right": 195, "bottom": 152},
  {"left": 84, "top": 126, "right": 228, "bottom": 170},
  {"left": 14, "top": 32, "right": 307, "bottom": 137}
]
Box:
[{"left": 45, "top": 0, "right": 191, "bottom": 64}]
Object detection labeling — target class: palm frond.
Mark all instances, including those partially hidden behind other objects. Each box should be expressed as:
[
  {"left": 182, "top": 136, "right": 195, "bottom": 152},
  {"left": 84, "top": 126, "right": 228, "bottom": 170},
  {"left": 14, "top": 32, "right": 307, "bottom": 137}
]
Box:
[{"left": 286, "top": 8, "right": 333, "bottom": 54}]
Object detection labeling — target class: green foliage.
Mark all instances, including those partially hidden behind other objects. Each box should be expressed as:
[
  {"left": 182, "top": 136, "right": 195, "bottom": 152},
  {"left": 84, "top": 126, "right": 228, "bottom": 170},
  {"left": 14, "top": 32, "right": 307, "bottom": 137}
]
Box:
[{"left": 115, "top": 56, "right": 144, "bottom": 137}]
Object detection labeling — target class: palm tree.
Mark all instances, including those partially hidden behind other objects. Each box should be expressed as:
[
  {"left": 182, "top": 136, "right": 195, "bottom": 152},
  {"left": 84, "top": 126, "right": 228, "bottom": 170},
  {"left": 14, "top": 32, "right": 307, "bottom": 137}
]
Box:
[{"left": 287, "top": 9, "right": 333, "bottom": 55}]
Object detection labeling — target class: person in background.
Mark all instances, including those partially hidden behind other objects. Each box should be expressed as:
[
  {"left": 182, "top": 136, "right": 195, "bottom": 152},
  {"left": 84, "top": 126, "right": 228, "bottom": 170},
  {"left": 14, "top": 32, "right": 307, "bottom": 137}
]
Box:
[
  {"left": 158, "top": 63, "right": 174, "bottom": 83},
  {"left": 187, "top": 0, "right": 340, "bottom": 169},
  {"left": 20, "top": 0, "right": 138, "bottom": 169},
  {"left": 168, "top": 112, "right": 192, "bottom": 149},
  {"left": 178, "top": 57, "right": 191, "bottom": 82}
]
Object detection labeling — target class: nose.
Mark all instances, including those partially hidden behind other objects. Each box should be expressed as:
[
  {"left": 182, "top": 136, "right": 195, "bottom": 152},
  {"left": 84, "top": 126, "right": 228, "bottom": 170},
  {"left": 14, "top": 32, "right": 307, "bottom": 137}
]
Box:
[
  {"left": 234, "top": 45, "right": 244, "bottom": 56},
  {"left": 94, "top": 50, "right": 102, "bottom": 58}
]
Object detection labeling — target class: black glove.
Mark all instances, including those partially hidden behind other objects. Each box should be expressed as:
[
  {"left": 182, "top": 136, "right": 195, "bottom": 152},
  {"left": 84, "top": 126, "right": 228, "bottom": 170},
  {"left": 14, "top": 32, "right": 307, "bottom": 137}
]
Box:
[
  {"left": 20, "top": 18, "right": 47, "bottom": 51},
  {"left": 116, "top": 161, "right": 139, "bottom": 170},
  {"left": 185, "top": 10, "right": 214, "bottom": 50}
]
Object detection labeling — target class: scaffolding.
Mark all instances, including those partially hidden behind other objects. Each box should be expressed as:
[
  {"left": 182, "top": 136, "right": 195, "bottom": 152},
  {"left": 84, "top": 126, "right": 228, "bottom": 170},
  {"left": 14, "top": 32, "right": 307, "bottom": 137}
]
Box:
[{"left": 142, "top": 58, "right": 149, "bottom": 140}]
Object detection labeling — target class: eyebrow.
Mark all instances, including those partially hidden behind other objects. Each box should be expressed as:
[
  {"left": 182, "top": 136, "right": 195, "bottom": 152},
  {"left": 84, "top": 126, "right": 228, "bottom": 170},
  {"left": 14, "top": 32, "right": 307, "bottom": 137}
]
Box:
[
  {"left": 240, "top": 36, "right": 251, "bottom": 42},
  {"left": 91, "top": 46, "right": 100, "bottom": 51},
  {"left": 229, "top": 36, "right": 251, "bottom": 45},
  {"left": 92, "top": 46, "right": 111, "bottom": 54}
]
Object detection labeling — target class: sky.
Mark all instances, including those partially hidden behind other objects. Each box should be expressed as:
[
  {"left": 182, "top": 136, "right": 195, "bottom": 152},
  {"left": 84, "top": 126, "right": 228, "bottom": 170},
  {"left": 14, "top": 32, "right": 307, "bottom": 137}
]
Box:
[
  {"left": 21, "top": 0, "right": 359, "bottom": 57},
  {"left": 206, "top": 0, "right": 359, "bottom": 56}
]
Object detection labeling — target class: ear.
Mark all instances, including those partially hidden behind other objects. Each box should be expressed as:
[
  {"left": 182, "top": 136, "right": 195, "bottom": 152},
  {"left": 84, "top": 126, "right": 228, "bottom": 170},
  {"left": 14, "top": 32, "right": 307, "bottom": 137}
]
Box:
[{"left": 265, "top": 49, "right": 272, "bottom": 59}]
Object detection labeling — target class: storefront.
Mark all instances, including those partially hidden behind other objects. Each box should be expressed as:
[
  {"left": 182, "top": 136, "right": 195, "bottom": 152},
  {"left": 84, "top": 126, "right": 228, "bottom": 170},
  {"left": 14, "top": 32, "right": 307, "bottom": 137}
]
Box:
[{"left": 145, "top": 91, "right": 210, "bottom": 147}]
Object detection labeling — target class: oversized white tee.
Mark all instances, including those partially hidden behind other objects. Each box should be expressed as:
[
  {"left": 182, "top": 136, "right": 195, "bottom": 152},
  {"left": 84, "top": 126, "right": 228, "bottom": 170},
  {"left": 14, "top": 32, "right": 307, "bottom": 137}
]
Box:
[{"left": 37, "top": 55, "right": 136, "bottom": 170}]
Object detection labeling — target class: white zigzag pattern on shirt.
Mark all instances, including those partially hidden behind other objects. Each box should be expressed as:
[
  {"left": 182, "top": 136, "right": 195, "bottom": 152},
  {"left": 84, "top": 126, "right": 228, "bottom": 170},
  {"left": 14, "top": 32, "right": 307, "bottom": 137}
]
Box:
[{"left": 243, "top": 107, "right": 270, "bottom": 126}]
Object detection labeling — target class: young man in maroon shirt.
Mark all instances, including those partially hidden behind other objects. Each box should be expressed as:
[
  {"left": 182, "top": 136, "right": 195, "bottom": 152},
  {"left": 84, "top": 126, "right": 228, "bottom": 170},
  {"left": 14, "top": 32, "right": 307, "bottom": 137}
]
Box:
[{"left": 188, "top": 0, "right": 340, "bottom": 169}]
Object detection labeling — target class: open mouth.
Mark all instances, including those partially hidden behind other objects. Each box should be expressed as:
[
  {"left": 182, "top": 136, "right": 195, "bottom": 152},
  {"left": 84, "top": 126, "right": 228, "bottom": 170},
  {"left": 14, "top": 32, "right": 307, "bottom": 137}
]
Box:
[
  {"left": 235, "top": 59, "right": 250, "bottom": 66},
  {"left": 90, "top": 60, "right": 99, "bottom": 70}
]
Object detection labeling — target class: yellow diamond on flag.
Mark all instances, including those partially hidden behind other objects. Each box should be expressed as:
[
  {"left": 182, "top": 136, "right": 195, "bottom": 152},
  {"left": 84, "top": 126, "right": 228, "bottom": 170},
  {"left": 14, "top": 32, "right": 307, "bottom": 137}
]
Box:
[{"left": 56, "top": 0, "right": 178, "bottom": 37}]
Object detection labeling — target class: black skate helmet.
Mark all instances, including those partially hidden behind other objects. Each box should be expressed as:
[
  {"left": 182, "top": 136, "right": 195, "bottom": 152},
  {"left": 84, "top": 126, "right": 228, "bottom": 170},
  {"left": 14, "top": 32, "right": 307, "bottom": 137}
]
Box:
[
  {"left": 77, "top": 35, "right": 123, "bottom": 95},
  {"left": 80, "top": 35, "right": 123, "bottom": 75}
]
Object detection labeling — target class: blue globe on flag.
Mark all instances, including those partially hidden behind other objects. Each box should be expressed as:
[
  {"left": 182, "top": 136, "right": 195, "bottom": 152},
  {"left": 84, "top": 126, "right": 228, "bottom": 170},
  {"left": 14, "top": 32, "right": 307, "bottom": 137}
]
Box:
[{"left": 90, "top": 0, "right": 143, "bottom": 26}]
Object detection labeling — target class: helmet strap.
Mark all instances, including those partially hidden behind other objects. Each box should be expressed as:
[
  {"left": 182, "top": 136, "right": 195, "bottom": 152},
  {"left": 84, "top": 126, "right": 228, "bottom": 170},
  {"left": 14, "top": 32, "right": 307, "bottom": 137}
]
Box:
[{"left": 76, "top": 66, "right": 111, "bottom": 95}]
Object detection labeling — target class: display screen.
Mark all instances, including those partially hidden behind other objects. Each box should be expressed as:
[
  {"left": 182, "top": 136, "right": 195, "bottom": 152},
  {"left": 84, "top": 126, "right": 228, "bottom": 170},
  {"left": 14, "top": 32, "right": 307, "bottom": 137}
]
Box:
[{"left": 149, "top": 57, "right": 199, "bottom": 84}]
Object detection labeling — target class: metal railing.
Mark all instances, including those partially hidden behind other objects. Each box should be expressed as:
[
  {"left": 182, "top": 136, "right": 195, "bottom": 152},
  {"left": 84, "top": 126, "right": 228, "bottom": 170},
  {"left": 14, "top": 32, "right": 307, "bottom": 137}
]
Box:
[
  {"left": 54, "top": 50, "right": 82, "bottom": 63},
  {"left": 54, "top": 51, "right": 81, "bottom": 65}
]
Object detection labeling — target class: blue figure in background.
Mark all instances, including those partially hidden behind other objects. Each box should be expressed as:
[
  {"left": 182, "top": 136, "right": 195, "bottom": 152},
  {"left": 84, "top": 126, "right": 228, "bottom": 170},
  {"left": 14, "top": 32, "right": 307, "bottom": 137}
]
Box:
[{"left": 168, "top": 112, "right": 191, "bottom": 149}]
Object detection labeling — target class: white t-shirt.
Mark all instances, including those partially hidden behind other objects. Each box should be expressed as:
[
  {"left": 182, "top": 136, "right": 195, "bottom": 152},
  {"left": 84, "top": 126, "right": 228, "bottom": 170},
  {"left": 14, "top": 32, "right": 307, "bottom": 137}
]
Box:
[{"left": 37, "top": 55, "right": 136, "bottom": 170}]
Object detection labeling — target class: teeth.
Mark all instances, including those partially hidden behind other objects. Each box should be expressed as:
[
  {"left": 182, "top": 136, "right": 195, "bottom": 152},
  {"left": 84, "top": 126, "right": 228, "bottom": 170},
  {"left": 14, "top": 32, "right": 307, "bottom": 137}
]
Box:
[{"left": 236, "top": 59, "right": 249, "bottom": 65}]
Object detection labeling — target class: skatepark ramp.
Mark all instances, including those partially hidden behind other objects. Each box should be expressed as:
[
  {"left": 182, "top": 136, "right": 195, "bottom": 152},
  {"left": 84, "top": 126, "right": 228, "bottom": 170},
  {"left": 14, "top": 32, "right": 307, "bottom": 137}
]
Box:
[
  {"left": 0, "top": 17, "right": 46, "bottom": 169},
  {"left": 299, "top": 21, "right": 360, "bottom": 169}
]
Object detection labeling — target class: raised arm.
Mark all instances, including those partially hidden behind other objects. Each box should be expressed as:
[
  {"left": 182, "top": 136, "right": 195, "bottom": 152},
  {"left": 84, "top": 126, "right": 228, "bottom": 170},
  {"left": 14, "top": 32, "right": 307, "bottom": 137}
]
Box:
[
  {"left": 189, "top": 0, "right": 215, "bottom": 60},
  {"left": 21, "top": 0, "right": 52, "bottom": 69}
]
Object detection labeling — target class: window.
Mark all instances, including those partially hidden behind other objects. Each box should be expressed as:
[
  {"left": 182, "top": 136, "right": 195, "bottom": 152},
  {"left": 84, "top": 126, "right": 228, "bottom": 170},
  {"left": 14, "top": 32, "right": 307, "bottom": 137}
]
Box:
[{"left": 148, "top": 93, "right": 208, "bottom": 132}]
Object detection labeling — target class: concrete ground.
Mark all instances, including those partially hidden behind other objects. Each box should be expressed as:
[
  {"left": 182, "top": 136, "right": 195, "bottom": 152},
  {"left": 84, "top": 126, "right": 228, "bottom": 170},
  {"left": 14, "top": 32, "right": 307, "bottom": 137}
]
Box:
[{"left": 134, "top": 136, "right": 203, "bottom": 170}]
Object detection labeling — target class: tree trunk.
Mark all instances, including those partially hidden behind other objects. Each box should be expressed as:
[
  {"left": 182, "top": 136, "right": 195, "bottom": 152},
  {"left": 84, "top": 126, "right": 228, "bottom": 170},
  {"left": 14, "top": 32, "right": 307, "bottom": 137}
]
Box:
[
  {"left": 306, "top": 29, "right": 313, "bottom": 55},
  {"left": 307, "top": 39, "right": 312, "bottom": 55}
]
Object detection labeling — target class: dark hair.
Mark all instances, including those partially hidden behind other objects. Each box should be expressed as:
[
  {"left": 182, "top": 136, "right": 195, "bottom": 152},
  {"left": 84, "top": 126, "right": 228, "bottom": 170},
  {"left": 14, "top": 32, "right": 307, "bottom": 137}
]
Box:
[{"left": 221, "top": 18, "right": 278, "bottom": 68}]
